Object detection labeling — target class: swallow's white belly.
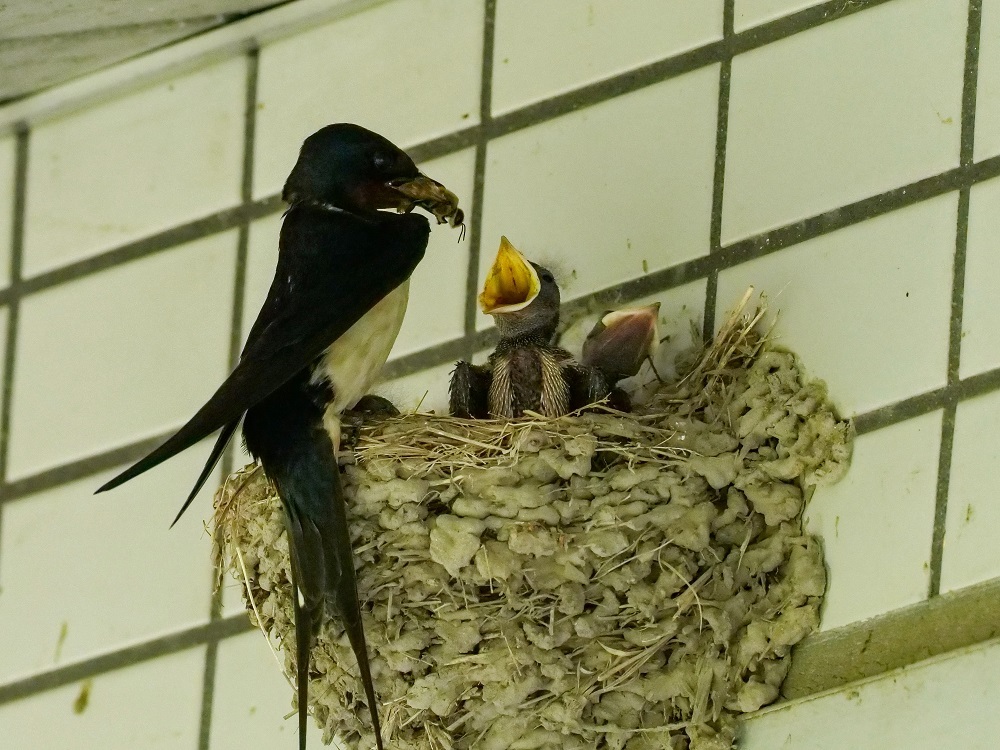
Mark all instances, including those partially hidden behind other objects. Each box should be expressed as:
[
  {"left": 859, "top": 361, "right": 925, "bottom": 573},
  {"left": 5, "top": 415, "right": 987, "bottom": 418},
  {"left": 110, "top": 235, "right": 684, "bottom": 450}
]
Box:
[{"left": 312, "top": 279, "right": 409, "bottom": 435}]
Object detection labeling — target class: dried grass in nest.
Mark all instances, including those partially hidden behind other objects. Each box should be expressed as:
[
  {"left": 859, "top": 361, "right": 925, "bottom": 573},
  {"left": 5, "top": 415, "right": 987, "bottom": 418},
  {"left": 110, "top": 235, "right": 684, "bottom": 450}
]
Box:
[{"left": 212, "top": 288, "right": 853, "bottom": 750}]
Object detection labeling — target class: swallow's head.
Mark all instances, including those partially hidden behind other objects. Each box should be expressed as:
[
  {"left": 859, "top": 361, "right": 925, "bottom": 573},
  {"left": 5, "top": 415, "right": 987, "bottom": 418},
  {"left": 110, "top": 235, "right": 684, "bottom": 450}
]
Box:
[
  {"left": 283, "top": 123, "right": 463, "bottom": 230},
  {"left": 479, "top": 236, "right": 560, "bottom": 341}
]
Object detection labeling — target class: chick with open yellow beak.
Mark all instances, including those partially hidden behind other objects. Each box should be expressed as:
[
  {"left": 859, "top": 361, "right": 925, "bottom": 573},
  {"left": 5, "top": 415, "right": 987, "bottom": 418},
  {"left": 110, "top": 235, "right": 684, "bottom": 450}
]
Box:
[
  {"left": 450, "top": 237, "right": 609, "bottom": 419},
  {"left": 478, "top": 236, "right": 543, "bottom": 314}
]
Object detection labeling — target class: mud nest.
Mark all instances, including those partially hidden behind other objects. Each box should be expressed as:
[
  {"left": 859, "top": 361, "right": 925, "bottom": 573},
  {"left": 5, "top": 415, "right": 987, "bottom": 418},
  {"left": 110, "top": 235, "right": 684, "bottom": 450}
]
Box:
[{"left": 212, "top": 290, "right": 853, "bottom": 750}]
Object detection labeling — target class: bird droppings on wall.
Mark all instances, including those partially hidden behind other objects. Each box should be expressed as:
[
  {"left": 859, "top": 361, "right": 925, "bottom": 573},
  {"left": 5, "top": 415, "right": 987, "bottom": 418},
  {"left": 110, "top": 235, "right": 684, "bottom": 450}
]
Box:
[
  {"left": 73, "top": 679, "right": 92, "bottom": 715},
  {"left": 213, "top": 291, "right": 853, "bottom": 750}
]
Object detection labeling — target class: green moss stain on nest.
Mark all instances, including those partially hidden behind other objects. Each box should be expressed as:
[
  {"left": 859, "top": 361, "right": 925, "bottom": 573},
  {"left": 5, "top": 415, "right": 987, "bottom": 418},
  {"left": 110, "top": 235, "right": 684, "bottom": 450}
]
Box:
[{"left": 213, "top": 294, "right": 853, "bottom": 750}]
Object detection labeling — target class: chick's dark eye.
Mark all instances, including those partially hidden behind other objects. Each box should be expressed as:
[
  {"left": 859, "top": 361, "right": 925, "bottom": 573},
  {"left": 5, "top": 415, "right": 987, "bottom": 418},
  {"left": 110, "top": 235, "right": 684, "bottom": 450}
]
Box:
[{"left": 541, "top": 272, "right": 554, "bottom": 283}]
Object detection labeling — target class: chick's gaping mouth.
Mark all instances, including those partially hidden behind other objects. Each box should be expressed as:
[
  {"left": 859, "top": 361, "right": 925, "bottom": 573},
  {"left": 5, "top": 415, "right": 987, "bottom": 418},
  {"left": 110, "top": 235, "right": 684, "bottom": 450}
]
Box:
[{"left": 478, "top": 236, "right": 541, "bottom": 315}]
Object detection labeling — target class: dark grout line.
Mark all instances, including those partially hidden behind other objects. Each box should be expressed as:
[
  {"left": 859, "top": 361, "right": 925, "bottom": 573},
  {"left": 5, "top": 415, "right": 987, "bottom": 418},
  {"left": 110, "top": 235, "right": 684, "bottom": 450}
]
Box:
[
  {"left": 948, "top": 190, "right": 972, "bottom": 388},
  {"left": 0, "top": 128, "right": 27, "bottom": 484},
  {"left": 853, "top": 387, "right": 951, "bottom": 436},
  {"left": 702, "top": 271, "right": 719, "bottom": 342},
  {"left": 722, "top": 0, "right": 735, "bottom": 45},
  {"left": 0, "top": 126, "right": 27, "bottom": 585},
  {"left": 18, "top": 196, "right": 282, "bottom": 298},
  {"left": 0, "top": 615, "right": 253, "bottom": 706},
  {"left": 408, "top": 126, "right": 479, "bottom": 165},
  {"left": 852, "top": 366, "right": 1000, "bottom": 436},
  {"left": 929, "top": 0, "right": 983, "bottom": 599},
  {"left": 489, "top": 39, "right": 724, "bottom": 138},
  {"left": 460, "top": 0, "right": 497, "bottom": 361},
  {"left": 197, "top": 641, "right": 220, "bottom": 750},
  {"left": 929, "top": 403, "right": 957, "bottom": 596},
  {"left": 1, "top": 430, "right": 174, "bottom": 502},
  {"left": 382, "top": 335, "right": 481, "bottom": 382},
  {"left": 959, "top": 0, "right": 983, "bottom": 171},
  {"left": 703, "top": 0, "right": 734, "bottom": 342}
]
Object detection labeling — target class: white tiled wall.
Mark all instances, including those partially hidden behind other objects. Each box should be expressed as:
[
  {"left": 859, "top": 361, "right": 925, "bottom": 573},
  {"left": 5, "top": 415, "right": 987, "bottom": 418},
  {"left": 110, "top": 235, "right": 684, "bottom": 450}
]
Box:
[
  {"left": 9, "top": 231, "right": 238, "bottom": 479},
  {"left": 491, "top": 0, "right": 723, "bottom": 113},
  {"left": 211, "top": 632, "right": 326, "bottom": 749},
  {"left": 961, "top": 175, "right": 1000, "bottom": 378},
  {"left": 974, "top": 0, "right": 1000, "bottom": 160},
  {"left": 0, "top": 457, "right": 216, "bottom": 682},
  {"left": 0, "top": 648, "right": 206, "bottom": 748},
  {"left": 803, "top": 411, "right": 941, "bottom": 630},
  {"left": 734, "top": 0, "right": 825, "bottom": 31},
  {"left": 0, "top": 0, "right": 997, "bottom": 748},
  {"left": 0, "top": 136, "right": 14, "bottom": 289},
  {"left": 741, "top": 638, "right": 1000, "bottom": 749},
  {"left": 723, "top": 0, "right": 965, "bottom": 242},
  {"left": 24, "top": 58, "right": 247, "bottom": 277},
  {"left": 478, "top": 64, "right": 718, "bottom": 328},
  {"left": 716, "top": 194, "right": 956, "bottom": 417},
  {"left": 940, "top": 390, "right": 1000, "bottom": 593},
  {"left": 252, "top": 0, "right": 484, "bottom": 199}
]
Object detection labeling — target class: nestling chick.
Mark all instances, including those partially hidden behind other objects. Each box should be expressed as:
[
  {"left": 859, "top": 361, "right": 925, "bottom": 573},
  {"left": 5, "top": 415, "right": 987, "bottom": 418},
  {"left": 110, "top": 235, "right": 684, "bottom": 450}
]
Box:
[
  {"left": 450, "top": 237, "right": 609, "bottom": 418},
  {"left": 581, "top": 303, "right": 661, "bottom": 411}
]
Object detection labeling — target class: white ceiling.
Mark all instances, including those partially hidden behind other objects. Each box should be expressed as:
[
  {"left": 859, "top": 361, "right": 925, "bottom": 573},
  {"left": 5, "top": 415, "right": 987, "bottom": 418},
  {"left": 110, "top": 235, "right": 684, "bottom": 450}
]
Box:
[{"left": 1, "top": 1, "right": 285, "bottom": 102}]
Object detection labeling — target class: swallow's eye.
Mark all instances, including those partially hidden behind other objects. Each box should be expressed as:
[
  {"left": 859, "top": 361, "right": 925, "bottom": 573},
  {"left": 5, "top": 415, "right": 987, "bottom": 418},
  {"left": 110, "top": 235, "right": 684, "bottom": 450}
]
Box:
[
  {"left": 541, "top": 271, "right": 554, "bottom": 283},
  {"left": 372, "top": 151, "right": 395, "bottom": 172}
]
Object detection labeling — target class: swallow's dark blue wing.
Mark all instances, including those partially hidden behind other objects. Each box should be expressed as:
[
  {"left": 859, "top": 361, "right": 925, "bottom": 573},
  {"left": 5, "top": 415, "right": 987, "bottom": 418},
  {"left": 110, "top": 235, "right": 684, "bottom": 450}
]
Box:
[{"left": 96, "top": 207, "right": 429, "bottom": 495}]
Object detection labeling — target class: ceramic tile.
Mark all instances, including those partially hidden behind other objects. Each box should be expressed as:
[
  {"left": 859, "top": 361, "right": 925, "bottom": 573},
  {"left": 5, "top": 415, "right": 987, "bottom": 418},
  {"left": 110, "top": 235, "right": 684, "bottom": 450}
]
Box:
[
  {"left": 478, "top": 65, "right": 718, "bottom": 330},
  {"left": 0, "top": 647, "right": 205, "bottom": 748},
  {"left": 253, "top": 0, "right": 483, "bottom": 199},
  {"left": 374, "top": 360, "right": 457, "bottom": 416},
  {"left": 211, "top": 630, "right": 327, "bottom": 750},
  {"left": 0, "top": 455, "right": 216, "bottom": 682},
  {"left": 939, "top": 390, "right": 1000, "bottom": 593},
  {"left": 0, "top": 136, "right": 14, "bottom": 289},
  {"left": 803, "top": 411, "right": 941, "bottom": 631},
  {"left": 8, "top": 231, "right": 237, "bottom": 480},
  {"left": 741, "top": 639, "right": 1000, "bottom": 749},
  {"left": 974, "top": 0, "right": 1000, "bottom": 161},
  {"left": 723, "top": 0, "right": 966, "bottom": 243},
  {"left": 960, "top": 176, "right": 1000, "bottom": 379},
  {"left": 390, "top": 148, "right": 475, "bottom": 360},
  {"left": 242, "top": 213, "right": 282, "bottom": 349},
  {"left": 0, "top": 306, "right": 7, "bottom": 435},
  {"left": 557, "top": 278, "right": 707, "bottom": 385},
  {"left": 717, "top": 194, "right": 956, "bottom": 417},
  {"left": 733, "top": 0, "right": 825, "bottom": 32},
  {"left": 23, "top": 58, "right": 246, "bottom": 277},
  {"left": 492, "top": 0, "right": 723, "bottom": 114}
]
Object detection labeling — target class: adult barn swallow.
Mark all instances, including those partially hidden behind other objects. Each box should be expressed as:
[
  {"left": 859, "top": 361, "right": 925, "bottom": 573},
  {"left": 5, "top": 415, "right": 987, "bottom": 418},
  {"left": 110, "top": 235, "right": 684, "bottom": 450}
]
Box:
[
  {"left": 96, "top": 124, "right": 463, "bottom": 750},
  {"left": 450, "top": 237, "right": 607, "bottom": 418}
]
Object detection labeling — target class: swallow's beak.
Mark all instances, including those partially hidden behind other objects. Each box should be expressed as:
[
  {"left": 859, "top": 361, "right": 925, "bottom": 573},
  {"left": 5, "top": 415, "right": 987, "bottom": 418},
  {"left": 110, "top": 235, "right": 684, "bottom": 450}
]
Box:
[
  {"left": 388, "top": 173, "right": 465, "bottom": 230},
  {"left": 478, "top": 236, "right": 541, "bottom": 315}
]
